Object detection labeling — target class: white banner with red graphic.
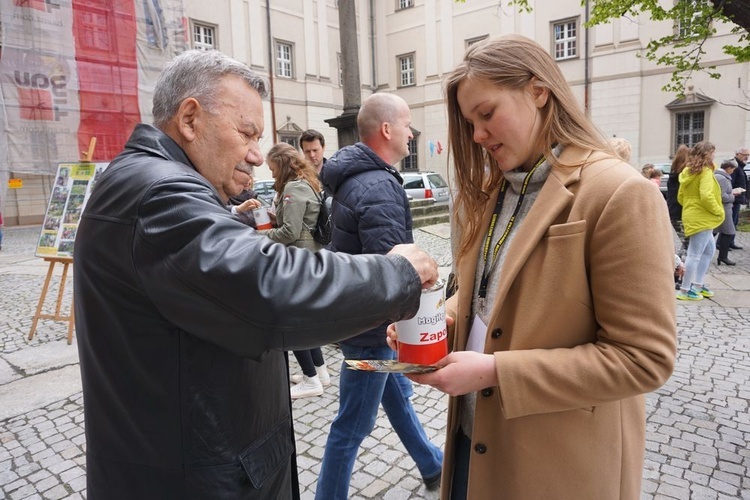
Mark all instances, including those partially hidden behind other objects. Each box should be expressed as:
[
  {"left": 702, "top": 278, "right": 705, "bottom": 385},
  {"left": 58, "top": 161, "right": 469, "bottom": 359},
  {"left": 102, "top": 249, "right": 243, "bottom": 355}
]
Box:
[{"left": 0, "top": 0, "right": 187, "bottom": 175}]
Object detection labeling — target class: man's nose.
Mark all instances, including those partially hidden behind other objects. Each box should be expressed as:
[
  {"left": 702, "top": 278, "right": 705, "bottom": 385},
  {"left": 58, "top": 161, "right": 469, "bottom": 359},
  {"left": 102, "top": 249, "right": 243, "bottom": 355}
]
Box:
[{"left": 246, "top": 145, "right": 263, "bottom": 166}]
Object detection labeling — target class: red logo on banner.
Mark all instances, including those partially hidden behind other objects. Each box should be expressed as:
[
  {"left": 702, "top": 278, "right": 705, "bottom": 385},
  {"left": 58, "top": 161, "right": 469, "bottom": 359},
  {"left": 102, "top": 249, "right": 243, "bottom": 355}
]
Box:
[
  {"left": 18, "top": 88, "right": 54, "bottom": 120},
  {"left": 14, "top": 0, "right": 60, "bottom": 13}
]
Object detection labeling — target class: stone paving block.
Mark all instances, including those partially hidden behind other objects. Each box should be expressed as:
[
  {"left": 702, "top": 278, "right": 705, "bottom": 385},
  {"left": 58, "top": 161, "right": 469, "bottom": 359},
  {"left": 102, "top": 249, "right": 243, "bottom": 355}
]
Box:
[
  {"left": 41, "top": 484, "right": 69, "bottom": 500},
  {"left": 656, "top": 480, "right": 690, "bottom": 498},
  {"left": 358, "top": 477, "right": 389, "bottom": 498},
  {"left": 710, "top": 476, "right": 740, "bottom": 496},
  {"left": 33, "top": 475, "right": 58, "bottom": 492},
  {"left": 685, "top": 470, "right": 710, "bottom": 486},
  {"left": 46, "top": 459, "right": 75, "bottom": 475},
  {"left": 8, "top": 483, "right": 36, "bottom": 499},
  {"left": 0, "top": 469, "right": 19, "bottom": 487}
]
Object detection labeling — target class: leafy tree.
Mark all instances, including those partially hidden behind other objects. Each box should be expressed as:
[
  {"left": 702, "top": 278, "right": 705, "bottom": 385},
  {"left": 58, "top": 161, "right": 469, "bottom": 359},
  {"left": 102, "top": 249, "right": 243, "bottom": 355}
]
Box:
[{"left": 456, "top": 0, "right": 750, "bottom": 96}]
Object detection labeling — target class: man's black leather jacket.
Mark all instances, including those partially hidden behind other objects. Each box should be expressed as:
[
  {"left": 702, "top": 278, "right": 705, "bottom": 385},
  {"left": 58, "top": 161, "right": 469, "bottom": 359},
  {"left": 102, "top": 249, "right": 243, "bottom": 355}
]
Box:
[{"left": 74, "top": 124, "right": 422, "bottom": 499}]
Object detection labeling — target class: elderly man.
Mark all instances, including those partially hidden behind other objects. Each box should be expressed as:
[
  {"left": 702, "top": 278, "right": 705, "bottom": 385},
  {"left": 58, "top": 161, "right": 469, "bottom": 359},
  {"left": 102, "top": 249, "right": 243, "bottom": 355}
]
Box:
[
  {"left": 731, "top": 147, "right": 748, "bottom": 249},
  {"left": 74, "top": 50, "right": 437, "bottom": 499}
]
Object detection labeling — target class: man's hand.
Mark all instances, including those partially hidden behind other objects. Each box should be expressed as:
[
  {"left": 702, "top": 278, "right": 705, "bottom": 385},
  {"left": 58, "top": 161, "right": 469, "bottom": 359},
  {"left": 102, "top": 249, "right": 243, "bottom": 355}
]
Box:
[{"left": 387, "top": 244, "right": 438, "bottom": 288}]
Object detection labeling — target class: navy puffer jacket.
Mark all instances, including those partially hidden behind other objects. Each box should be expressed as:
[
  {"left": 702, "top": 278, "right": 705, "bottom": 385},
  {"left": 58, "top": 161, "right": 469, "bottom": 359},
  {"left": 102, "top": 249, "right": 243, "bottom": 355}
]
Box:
[{"left": 322, "top": 142, "right": 413, "bottom": 346}]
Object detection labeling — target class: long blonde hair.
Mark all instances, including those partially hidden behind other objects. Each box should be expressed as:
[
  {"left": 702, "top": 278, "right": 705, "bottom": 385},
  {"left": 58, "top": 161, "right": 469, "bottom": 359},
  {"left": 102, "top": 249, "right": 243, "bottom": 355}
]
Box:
[
  {"left": 444, "top": 34, "right": 608, "bottom": 257},
  {"left": 266, "top": 143, "right": 322, "bottom": 194},
  {"left": 685, "top": 141, "right": 715, "bottom": 175}
]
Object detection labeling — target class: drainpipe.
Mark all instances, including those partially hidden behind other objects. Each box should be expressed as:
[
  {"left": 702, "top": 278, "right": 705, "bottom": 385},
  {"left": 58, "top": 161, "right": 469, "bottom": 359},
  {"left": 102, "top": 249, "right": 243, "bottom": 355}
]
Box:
[
  {"left": 370, "top": 0, "right": 376, "bottom": 90},
  {"left": 265, "top": 1, "right": 278, "bottom": 144},
  {"left": 584, "top": 0, "right": 590, "bottom": 114}
]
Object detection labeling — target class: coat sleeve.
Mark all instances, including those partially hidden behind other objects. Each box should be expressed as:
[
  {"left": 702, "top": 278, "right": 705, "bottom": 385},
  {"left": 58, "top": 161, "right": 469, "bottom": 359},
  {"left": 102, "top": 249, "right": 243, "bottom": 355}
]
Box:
[
  {"left": 265, "top": 181, "right": 316, "bottom": 245},
  {"left": 716, "top": 174, "right": 735, "bottom": 204},
  {"left": 700, "top": 169, "right": 725, "bottom": 217},
  {"left": 133, "top": 176, "right": 422, "bottom": 359}
]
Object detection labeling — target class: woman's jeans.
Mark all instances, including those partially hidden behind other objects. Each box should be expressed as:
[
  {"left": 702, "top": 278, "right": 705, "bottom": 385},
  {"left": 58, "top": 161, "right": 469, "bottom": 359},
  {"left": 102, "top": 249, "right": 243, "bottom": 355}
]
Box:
[
  {"left": 682, "top": 229, "right": 715, "bottom": 291},
  {"left": 315, "top": 344, "right": 443, "bottom": 500}
]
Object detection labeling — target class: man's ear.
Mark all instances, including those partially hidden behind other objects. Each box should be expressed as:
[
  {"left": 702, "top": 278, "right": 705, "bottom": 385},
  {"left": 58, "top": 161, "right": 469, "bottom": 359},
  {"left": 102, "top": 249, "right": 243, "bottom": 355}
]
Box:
[
  {"left": 529, "top": 77, "right": 549, "bottom": 108},
  {"left": 380, "top": 122, "right": 391, "bottom": 140},
  {"left": 175, "top": 98, "right": 201, "bottom": 142}
]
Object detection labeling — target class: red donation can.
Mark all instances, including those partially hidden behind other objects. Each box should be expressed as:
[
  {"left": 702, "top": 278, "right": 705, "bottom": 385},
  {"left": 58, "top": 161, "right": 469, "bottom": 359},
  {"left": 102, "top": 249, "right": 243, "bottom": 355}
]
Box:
[
  {"left": 253, "top": 207, "right": 273, "bottom": 230},
  {"left": 396, "top": 279, "right": 447, "bottom": 365}
]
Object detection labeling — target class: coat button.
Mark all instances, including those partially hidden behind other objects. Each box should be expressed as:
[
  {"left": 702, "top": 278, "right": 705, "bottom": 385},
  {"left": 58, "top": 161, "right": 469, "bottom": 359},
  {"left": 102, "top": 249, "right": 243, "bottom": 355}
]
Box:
[
  {"left": 491, "top": 328, "right": 502, "bottom": 339},
  {"left": 474, "top": 443, "right": 487, "bottom": 454},
  {"left": 482, "top": 388, "right": 494, "bottom": 397}
]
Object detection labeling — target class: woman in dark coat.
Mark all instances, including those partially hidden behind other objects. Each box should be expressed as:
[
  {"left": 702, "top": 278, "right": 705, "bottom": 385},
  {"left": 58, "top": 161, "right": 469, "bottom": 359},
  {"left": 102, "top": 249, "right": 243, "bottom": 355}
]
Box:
[
  {"left": 715, "top": 159, "right": 740, "bottom": 266},
  {"left": 667, "top": 144, "right": 690, "bottom": 257}
]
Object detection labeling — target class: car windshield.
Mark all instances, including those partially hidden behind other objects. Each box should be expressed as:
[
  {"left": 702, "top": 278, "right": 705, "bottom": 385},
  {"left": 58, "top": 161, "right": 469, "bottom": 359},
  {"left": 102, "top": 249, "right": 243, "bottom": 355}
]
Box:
[{"left": 427, "top": 174, "right": 447, "bottom": 188}]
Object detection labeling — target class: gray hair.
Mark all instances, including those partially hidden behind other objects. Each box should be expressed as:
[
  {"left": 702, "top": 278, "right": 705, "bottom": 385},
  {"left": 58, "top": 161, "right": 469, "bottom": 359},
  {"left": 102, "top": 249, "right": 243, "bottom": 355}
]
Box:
[
  {"left": 357, "top": 93, "right": 407, "bottom": 140},
  {"left": 721, "top": 158, "right": 738, "bottom": 170},
  {"left": 152, "top": 50, "right": 268, "bottom": 128}
]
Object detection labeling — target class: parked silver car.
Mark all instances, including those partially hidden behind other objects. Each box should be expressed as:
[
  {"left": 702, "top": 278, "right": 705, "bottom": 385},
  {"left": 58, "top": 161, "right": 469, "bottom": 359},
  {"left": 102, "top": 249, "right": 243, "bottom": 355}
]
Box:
[
  {"left": 402, "top": 172, "right": 450, "bottom": 206},
  {"left": 253, "top": 179, "right": 276, "bottom": 204}
]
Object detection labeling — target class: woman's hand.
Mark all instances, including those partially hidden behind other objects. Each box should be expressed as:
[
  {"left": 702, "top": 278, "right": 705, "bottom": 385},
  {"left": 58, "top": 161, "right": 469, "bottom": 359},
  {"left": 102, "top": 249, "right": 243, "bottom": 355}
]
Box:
[
  {"left": 409, "top": 351, "right": 498, "bottom": 397},
  {"left": 235, "top": 198, "right": 261, "bottom": 213}
]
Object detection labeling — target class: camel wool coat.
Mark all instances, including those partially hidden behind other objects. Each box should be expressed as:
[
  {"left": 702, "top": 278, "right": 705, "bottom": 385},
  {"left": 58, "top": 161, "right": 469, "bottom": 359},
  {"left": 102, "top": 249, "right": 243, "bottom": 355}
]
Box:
[{"left": 441, "top": 146, "right": 677, "bottom": 500}]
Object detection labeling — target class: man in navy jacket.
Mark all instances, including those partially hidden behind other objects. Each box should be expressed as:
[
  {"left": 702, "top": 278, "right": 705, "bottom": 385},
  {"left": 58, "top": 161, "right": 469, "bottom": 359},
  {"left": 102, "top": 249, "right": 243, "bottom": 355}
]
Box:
[{"left": 316, "top": 93, "right": 444, "bottom": 499}]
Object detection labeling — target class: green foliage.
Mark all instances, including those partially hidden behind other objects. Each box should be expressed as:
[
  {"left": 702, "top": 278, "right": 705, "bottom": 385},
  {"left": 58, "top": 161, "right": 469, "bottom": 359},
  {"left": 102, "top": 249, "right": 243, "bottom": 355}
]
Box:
[{"left": 586, "top": 0, "right": 740, "bottom": 96}]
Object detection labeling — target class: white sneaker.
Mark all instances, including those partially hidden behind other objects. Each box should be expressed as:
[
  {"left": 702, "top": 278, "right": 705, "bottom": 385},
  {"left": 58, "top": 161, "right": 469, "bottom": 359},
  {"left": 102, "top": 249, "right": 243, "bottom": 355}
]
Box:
[
  {"left": 291, "top": 365, "right": 331, "bottom": 387},
  {"left": 290, "top": 375, "right": 324, "bottom": 399},
  {"left": 316, "top": 364, "right": 331, "bottom": 387}
]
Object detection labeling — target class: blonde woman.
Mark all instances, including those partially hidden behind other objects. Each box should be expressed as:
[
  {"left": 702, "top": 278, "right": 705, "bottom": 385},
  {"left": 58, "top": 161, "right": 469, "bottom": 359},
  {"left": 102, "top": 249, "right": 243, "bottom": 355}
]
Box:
[
  {"left": 390, "top": 34, "right": 676, "bottom": 499},
  {"left": 677, "top": 141, "right": 724, "bottom": 299},
  {"left": 264, "top": 142, "right": 330, "bottom": 397}
]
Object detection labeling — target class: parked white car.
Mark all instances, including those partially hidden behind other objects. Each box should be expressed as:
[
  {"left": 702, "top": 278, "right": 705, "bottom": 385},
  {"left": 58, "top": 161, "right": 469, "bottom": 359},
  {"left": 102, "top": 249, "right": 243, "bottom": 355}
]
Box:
[{"left": 401, "top": 172, "right": 450, "bottom": 206}]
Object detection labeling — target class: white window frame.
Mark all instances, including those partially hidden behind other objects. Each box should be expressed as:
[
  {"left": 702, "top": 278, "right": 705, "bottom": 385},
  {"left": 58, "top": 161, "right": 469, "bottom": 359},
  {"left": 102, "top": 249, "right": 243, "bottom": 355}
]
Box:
[
  {"left": 275, "top": 40, "right": 294, "bottom": 79},
  {"left": 673, "top": 109, "right": 706, "bottom": 149},
  {"left": 397, "top": 0, "right": 414, "bottom": 10},
  {"left": 677, "top": 0, "right": 707, "bottom": 39},
  {"left": 398, "top": 53, "right": 415, "bottom": 88},
  {"left": 402, "top": 137, "right": 418, "bottom": 171},
  {"left": 552, "top": 18, "right": 578, "bottom": 61},
  {"left": 191, "top": 21, "right": 216, "bottom": 51}
]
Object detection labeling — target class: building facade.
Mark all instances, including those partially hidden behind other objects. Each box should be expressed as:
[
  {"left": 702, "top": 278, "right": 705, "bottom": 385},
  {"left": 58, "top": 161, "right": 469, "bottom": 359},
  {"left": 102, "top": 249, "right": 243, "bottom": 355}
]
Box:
[{"left": 2, "top": 0, "right": 748, "bottom": 225}]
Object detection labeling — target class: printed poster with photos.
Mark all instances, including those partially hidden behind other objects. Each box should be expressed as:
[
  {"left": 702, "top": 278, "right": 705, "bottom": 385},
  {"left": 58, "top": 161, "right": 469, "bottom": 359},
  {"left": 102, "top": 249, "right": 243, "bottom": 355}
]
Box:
[{"left": 36, "top": 162, "right": 109, "bottom": 258}]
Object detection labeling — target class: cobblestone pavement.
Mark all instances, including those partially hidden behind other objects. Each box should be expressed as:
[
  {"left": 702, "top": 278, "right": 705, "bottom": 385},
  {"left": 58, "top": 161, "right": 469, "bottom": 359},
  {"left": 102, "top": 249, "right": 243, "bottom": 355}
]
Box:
[{"left": 1, "top": 225, "right": 749, "bottom": 499}]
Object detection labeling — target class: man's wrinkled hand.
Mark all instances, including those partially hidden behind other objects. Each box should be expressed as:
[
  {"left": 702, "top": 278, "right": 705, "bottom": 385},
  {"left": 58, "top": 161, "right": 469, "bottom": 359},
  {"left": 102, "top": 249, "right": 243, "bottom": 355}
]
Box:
[{"left": 388, "top": 244, "right": 438, "bottom": 288}]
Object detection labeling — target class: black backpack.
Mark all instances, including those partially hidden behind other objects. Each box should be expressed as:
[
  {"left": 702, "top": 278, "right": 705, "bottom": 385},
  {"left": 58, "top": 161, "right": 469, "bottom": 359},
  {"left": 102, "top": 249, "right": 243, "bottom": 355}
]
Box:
[{"left": 311, "top": 190, "right": 332, "bottom": 245}]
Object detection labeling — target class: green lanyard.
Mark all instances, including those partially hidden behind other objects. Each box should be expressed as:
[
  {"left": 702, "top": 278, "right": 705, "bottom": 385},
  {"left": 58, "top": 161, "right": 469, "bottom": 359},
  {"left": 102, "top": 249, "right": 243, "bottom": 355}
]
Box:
[{"left": 478, "top": 158, "right": 544, "bottom": 299}]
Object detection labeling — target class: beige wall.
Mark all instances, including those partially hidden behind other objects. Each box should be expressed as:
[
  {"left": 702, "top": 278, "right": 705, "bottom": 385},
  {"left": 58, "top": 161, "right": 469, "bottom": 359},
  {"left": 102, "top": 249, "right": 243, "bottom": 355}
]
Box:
[{"left": 6, "top": 0, "right": 749, "bottom": 224}]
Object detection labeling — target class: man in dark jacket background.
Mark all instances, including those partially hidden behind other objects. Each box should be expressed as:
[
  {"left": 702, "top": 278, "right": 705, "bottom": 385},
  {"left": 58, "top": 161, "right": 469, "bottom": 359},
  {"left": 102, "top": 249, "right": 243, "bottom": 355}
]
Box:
[
  {"left": 74, "top": 50, "right": 438, "bottom": 499},
  {"left": 731, "top": 147, "right": 748, "bottom": 249},
  {"left": 316, "top": 93, "right": 444, "bottom": 500}
]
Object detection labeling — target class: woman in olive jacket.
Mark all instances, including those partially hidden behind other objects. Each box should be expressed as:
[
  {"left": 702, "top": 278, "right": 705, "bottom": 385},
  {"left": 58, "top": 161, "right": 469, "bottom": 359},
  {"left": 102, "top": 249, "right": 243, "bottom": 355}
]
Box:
[
  {"left": 677, "top": 141, "right": 724, "bottom": 300},
  {"left": 263, "top": 143, "right": 330, "bottom": 398}
]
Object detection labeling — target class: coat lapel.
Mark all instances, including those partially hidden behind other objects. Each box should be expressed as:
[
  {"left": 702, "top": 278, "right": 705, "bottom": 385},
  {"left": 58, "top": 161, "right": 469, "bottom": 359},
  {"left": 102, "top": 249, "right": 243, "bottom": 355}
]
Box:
[{"left": 484, "top": 147, "right": 596, "bottom": 327}]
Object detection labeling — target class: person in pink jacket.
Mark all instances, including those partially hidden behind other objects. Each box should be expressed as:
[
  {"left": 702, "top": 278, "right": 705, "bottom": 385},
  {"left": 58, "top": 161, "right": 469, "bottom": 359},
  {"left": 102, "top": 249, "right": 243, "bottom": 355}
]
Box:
[{"left": 676, "top": 141, "right": 724, "bottom": 300}]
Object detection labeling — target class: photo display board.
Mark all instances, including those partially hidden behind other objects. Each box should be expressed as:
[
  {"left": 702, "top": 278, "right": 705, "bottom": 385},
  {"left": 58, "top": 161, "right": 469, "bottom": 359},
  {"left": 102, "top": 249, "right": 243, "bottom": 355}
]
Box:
[{"left": 36, "top": 162, "right": 108, "bottom": 258}]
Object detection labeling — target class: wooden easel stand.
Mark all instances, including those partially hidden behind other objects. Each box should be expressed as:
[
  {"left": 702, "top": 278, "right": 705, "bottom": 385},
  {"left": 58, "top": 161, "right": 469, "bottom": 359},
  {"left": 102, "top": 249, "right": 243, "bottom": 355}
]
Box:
[{"left": 28, "top": 257, "right": 75, "bottom": 345}]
